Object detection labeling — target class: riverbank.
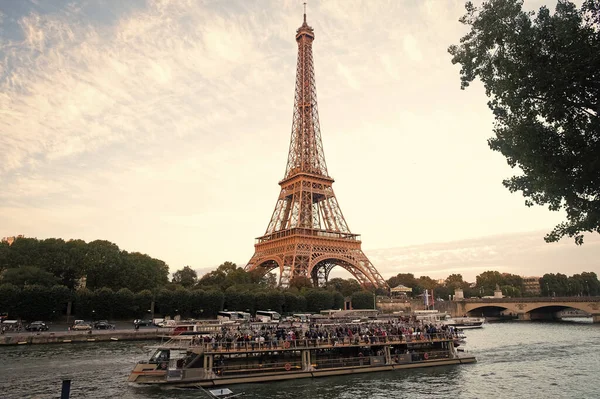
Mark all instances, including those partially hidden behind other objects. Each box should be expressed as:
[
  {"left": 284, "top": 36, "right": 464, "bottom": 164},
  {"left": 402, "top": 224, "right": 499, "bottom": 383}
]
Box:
[{"left": 0, "top": 329, "right": 161, "bottom": 346}]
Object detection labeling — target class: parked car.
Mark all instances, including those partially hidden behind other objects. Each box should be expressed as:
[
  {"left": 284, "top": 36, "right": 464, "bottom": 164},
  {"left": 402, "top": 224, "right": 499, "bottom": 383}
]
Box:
[
  {"left": 157, "top": 320, "right": 176, "bottom": 328},
  {"left": 25, "top": 321, "right": 49, "bottom": 332},
  {"left": 133, "top": 319, "right": 153, "bottom": 326},
  {"left": 71, "top": 323, "right": 92, "bottom": 331},
  {"left": 94, "top": 321, "right": 115, "bottom": 330}
]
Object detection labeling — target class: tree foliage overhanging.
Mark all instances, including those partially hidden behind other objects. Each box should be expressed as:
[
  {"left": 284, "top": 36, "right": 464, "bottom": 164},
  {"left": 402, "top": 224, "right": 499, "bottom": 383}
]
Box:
[{"left": 449, "top": 0, "right": 600, "bottom": 244}]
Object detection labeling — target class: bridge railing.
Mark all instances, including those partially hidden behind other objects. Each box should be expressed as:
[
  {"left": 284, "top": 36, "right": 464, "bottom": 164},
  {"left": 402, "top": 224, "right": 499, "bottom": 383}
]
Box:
[{"left": 459, "top": 296, "right": 600, "bottom": 303}]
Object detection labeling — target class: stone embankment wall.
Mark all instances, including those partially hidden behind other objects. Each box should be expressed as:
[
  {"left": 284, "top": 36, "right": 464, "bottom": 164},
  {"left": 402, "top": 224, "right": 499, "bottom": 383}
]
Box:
[
  {"left": 376, "top": 298, "right": 411, "bottom": 313},
  {"left": 0, "top": 330, "right": 160, "bottom": 346}
]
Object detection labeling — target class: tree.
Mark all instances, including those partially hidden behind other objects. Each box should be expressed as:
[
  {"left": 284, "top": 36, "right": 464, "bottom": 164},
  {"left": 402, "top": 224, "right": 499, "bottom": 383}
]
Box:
[
  {"left": 198, "top": 262, "right": 250, "bottom": 289},
  {"left": 445, "top": 274, "right": 466, "bottom": 290},
  {"left": 449, "top": 0, "right": 600, "bottom": 244},
  {"left": 283, "top": 292, "right": 305, "bottom": 313},
  {"left": 327, "top": 278, "right": 362, "bottom": 297},
  {"left": 0, "top": 284, "right": 20, "bottom": 318},
  {"left": 387, "top": 273, "right": 420, "bottom": 295},
  {"left": 172, "top": 266, "right": 198, "bottom": 288},
  {"left": 114, "top": 288, "right": 135, "bottom": 319},
  {"left": 49, "top": 285, "right": 72, "bottom": 319},
  {"left": 351, "top": 291, "right": 375, "bottom": 309},
  {"left": 475, "top": 271, "right": 504, "bottom": 296},
  {"left": 540, "top": 273, "right": 569, "bottom": 296},
  {"left": 304, "top": 289, "right": 335, "bottom": 313},
  {"left": 1, "top": 266, "right": 59, "bottom": 287},
  {"left": 0, "top": 242, "right": 9, "bottom": 274},
  {"left": 289, "top": 276, "right": 313, "bottom": 291},
  {"left": 19, "top": 285, "right": 52, "bottom": 320}
]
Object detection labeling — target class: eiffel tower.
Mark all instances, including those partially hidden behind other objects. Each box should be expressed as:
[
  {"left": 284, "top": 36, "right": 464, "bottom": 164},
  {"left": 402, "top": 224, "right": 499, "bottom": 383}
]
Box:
[{"left": 246, "top": 11, "right": 388, "bottom": 290}]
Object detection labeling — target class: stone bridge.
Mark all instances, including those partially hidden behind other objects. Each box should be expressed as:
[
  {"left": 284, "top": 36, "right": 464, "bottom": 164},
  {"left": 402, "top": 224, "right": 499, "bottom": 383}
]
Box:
[{"left": 453, "top": 297, "right": 600, "bottom": 323}]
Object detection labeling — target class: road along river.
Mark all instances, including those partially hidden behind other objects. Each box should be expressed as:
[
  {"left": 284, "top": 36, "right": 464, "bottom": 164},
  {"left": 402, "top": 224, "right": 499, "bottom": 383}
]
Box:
[{"left": 1, "top": 319, "right": 598, "bottom": 398}]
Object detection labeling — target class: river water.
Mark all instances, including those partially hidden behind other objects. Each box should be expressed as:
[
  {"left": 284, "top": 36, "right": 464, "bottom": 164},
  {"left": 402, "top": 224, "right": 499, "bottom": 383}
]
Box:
[{"left": 2, "top": 319, "right": 599, "bottom": 398}]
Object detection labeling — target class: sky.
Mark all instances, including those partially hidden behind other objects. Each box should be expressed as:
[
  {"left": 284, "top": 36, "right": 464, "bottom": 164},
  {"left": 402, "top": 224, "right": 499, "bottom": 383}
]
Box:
[{"left": 1, "top": 0, "right": 598, "bottom": 283}]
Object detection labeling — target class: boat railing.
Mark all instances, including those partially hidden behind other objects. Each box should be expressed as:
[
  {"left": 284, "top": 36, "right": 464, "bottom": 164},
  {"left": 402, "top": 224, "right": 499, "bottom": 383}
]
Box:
[
  {"left": 216, "top": 347, "right": 452, "bottom": 375},
  {"left": 194, "top": 332, "right": 457, "bottom": 353}
]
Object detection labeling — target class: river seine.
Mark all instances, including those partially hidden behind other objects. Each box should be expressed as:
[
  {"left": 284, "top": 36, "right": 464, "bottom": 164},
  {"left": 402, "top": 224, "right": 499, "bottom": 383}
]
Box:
[{"left": 2, "top": 320, "right": 599, "bottom": 398}]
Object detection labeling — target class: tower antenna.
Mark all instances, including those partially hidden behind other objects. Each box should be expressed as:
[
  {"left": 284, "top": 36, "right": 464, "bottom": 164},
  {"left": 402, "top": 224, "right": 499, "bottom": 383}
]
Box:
[{"left": 303, "top": 2, "right": 307, "bottom": 23}]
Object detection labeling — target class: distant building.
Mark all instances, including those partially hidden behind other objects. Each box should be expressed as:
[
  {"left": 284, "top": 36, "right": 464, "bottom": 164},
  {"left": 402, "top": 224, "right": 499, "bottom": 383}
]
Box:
[
  {"left": 1, "top": 235, "right": 24, "bottom": 246},
  {"left": 391, "top": 284, "right": 413, "bottom": 297},
  {"left": 522, "top": 276, "right": 541, "bottom": 295},
  {"left": 436, "top": 279, "right": 445, "bottom": 286}
]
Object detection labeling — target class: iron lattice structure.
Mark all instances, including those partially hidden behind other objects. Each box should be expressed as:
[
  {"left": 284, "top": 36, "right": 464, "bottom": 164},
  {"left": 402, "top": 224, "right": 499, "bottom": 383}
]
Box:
[{"left": 246, "top": 13, "right": 388, "bottom": 290}]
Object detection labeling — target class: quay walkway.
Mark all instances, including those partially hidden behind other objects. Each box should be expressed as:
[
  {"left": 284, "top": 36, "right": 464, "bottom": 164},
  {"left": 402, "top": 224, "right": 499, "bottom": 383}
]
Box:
[{"left": 0, "top": 328, "right": 161, "bottom": 346}]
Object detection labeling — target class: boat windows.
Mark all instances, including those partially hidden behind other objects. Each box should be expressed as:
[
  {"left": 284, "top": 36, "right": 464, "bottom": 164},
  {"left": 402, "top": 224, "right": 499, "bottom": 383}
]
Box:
[{"left": 150, "top": 350, "right": 170, "bottom": 363}]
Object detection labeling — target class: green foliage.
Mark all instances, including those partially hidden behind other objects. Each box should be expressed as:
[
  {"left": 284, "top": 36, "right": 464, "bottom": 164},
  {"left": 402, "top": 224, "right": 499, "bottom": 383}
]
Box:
[
  {"left": 449, "top": 0, "right": 600, "bottom": 244},
  {"left": 333, "top": 292, "right": 345, "bottom": 310},
  {"left": 445, "top": 274, "right": 468, "bottom": 290},
  {"left": 50, "top": 285, "right": 72, "bottom": 315},
  {"left": 0, "top": 283, "right": 20, "bottom": 318},
  {"left": 1, "top": 266, "right": 59, "bottom": 287},
  {"left": 417, "top": 276, "right": 437, "bottom": 290},
  {"left": 282, "top": 292, "right": 305, "bottom": 314},
  {"left": 74, "top": 288, "right": 95, "bottom": 319},
  {"left": 351, "top": 291, "right": 374, "bottom": 309},
  {"left": 171, "top": 287, "right": 191, "bottom": 316},
  {"left": 189, "top": 289, "right": 206, "bottom": 318},
  {"left": 540, "top": 271, "right": 600, "bottom": 296},
  {"left": 156, "top": 288, "right": 176, "bottom": 316},
  {"left": 0, "top": 242, "right": 9, "bottom": 274},
  {"left": 387, "top": 273, "right": 421, "bottom": 295},
  {"left": 172, "top": 266, "right": 198, "bottom": 288},
  {"left": 93, "top": 287, "right": 116, "bottom": 319},
  {"left": 240, "top": 291, "right": 258, "bottom": 314},
  {"left": 304, "top": 289, "right": 336, "bottom": 313},
  {"left": 198, "top": 262, "right": 253, "bottom": 290},
  {"left": 134, "top": 289, "right": 154, "bottom": 317},
  {"left": 257, "top": 290, "right": 285, "bottom": 314},
  {"left": 120, "top": 252, "right": 169, "bottom": 292},
  {"left": 19, "top": 285, "right": 52, "bottom": 320},
  {"left": 289, "top": 276, "right": 313, "bottom": 290},
  {"left": 475, "top": 271, "right": 504, "bottom": 295},
  {"left": 475, "top": 271, "right": 524, "bottom": 296},
  {"left": 327, "top": 278, "right": 362, "bottom": 297},
  {"left": 114, "top": 288, "right": 135, "bottom": 319},
  {"left": 0, "top": 237, "right": 169, "bottom": 292},
  {"left": 203, "top": 290, "right": 225, "bottom": 318},
  {"left": 224, "top": 288, "right": 243, "bottom": 311}
]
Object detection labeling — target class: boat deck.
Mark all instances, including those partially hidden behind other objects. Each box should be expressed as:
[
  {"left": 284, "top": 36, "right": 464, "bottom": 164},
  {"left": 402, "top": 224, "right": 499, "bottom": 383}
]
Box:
[{"left": 158, "top": 332, "right": 458, "bottom": 355}]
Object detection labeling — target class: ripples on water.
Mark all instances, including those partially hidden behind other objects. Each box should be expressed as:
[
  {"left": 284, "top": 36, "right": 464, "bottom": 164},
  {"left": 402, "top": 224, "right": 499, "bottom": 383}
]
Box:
[{"left": 1, "top": 320, "right": 598, "bottom": 398}]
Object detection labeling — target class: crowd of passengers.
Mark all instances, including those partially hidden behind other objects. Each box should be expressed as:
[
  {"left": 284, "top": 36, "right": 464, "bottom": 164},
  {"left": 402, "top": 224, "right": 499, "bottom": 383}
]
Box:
[{"left": 190, "top": 319, "right": 461, "bottom": 350}]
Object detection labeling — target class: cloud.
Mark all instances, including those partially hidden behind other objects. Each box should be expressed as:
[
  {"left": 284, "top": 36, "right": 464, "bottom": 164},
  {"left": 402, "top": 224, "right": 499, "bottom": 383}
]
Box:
[
  {"left": 364, "top": 231, "right": 600, "bottom": 282},
  {"left": 336, "top": 62, "right": 360, "bottom": 90}
]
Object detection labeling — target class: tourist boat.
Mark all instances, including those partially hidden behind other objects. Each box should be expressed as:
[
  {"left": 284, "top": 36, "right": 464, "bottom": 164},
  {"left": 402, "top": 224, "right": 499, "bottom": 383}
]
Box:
[
  {"left": 128, "top": 332, "right": 476, "bottom": 387},
  {"left": 412, "top": 311, "right": 484, "bottom": 330},
  {"left": 441, "top": 316, "right": 485, "bottom": 329}
]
